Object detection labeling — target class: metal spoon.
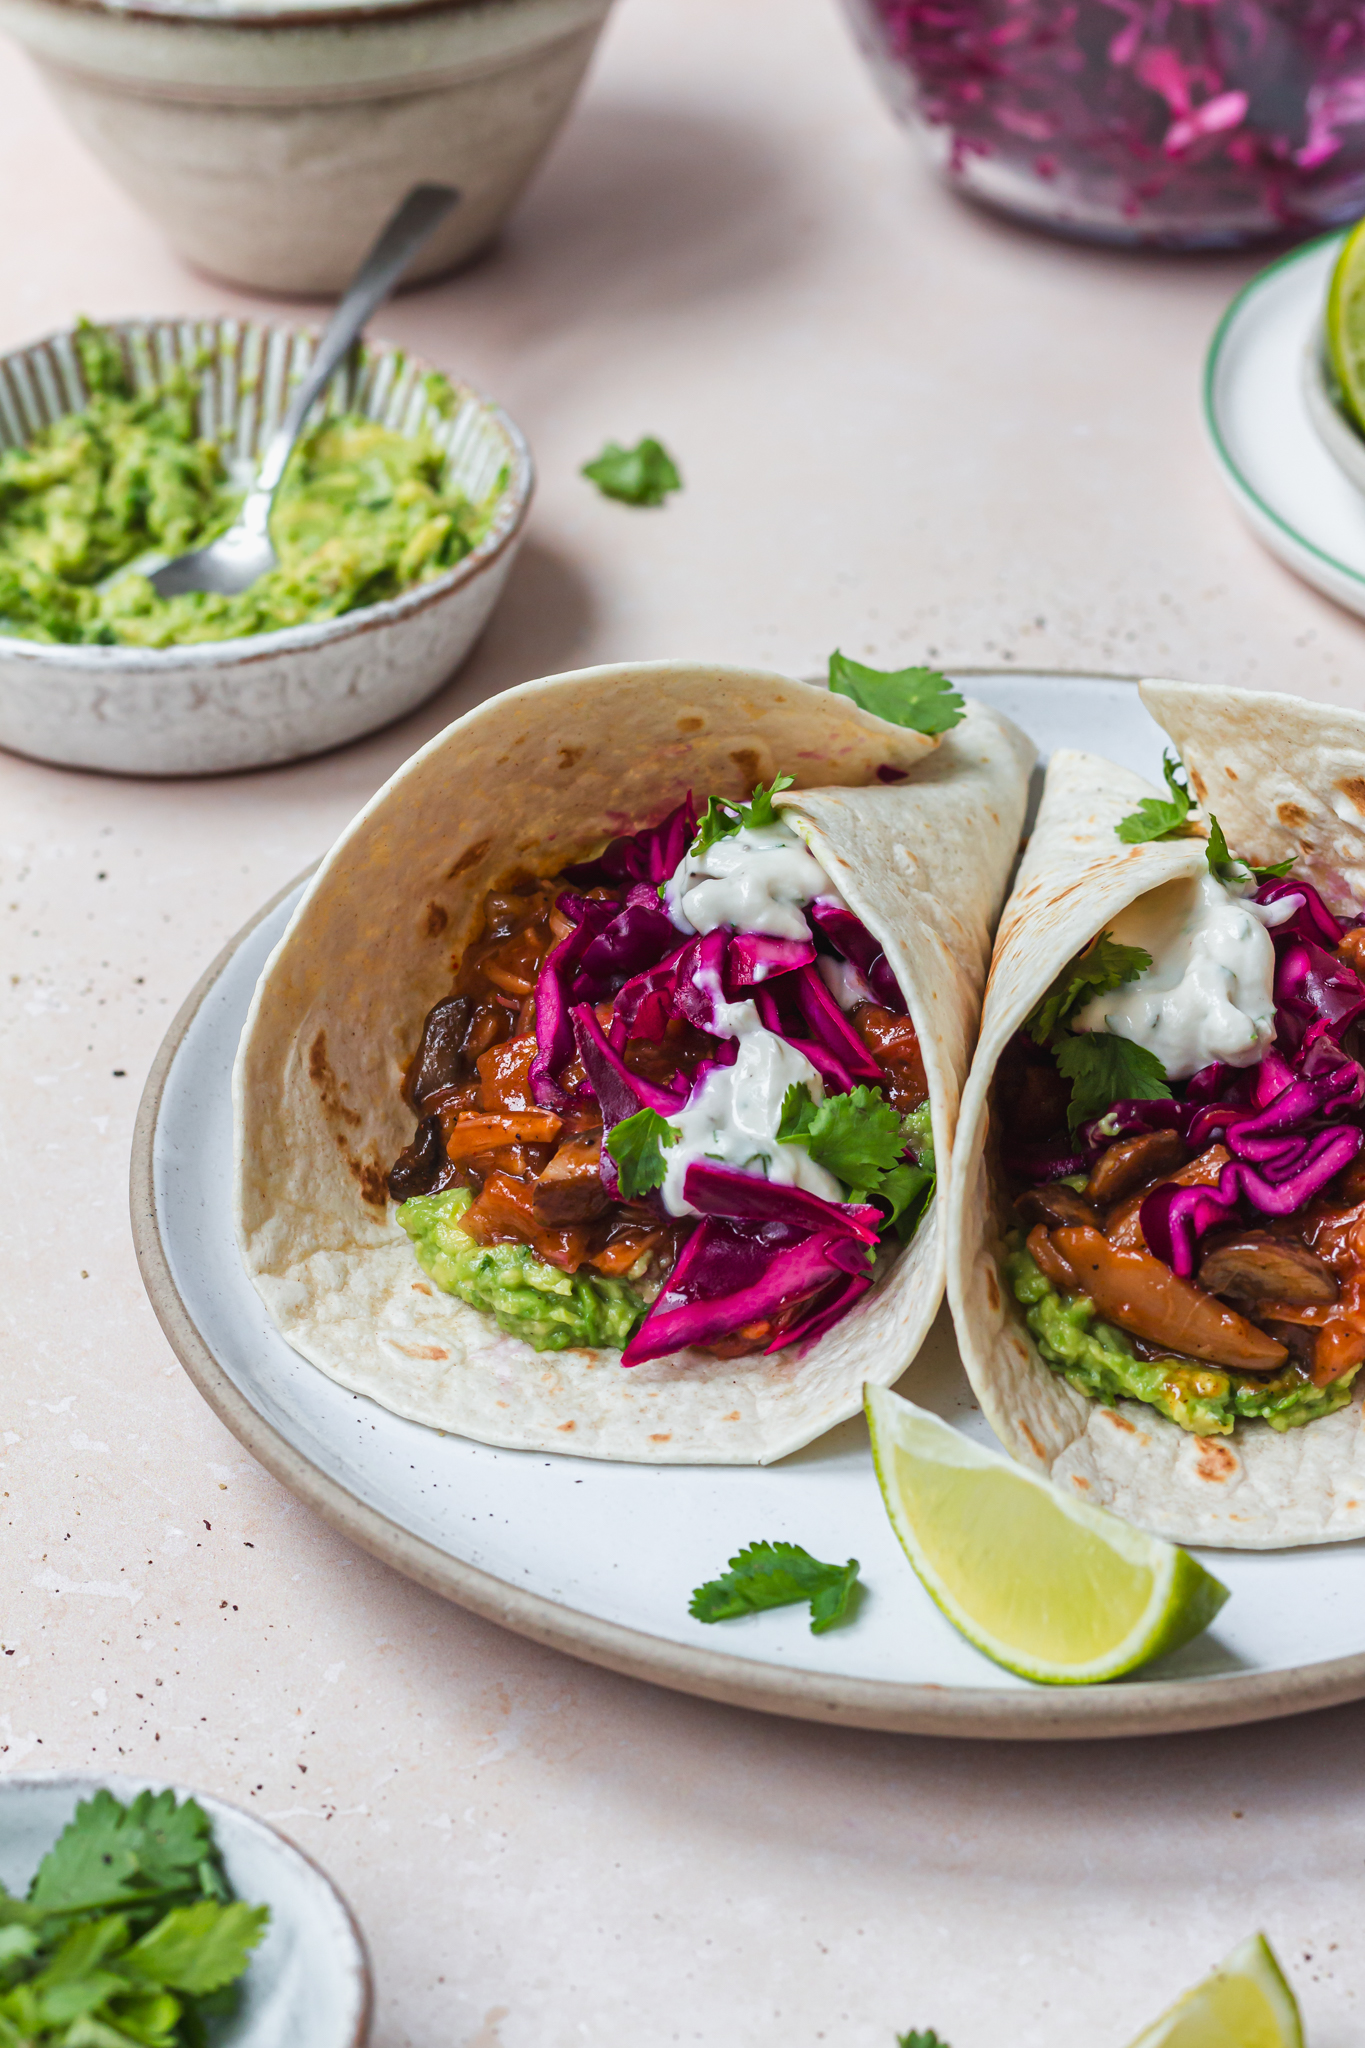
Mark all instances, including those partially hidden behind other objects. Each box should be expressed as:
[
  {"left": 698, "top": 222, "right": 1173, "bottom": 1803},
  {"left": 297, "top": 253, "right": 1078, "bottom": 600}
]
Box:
[{"left": 149, "top": 182, "right": 459, "bottom": 600}]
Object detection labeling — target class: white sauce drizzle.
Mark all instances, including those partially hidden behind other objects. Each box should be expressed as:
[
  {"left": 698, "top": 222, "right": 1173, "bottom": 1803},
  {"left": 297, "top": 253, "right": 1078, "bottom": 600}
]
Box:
[
  {"left": 659, "top": 1002, "right": 843, "bottom": 1217},
  {"left": 1072, "top": 870, "right": 1292, "bottom": 1081},
  {"left": 666, "top": 819, "right": 840, "bottom": 940}
]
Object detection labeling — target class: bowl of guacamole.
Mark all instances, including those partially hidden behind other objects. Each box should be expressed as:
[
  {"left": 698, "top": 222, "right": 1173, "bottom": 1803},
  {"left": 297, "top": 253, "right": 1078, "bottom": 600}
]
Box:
[{"left": 0, "top": 317, "right": 532, "bottom": 776}]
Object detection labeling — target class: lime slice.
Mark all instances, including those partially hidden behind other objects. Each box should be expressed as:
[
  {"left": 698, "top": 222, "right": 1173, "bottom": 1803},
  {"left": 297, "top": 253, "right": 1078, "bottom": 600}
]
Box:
[
  {"left": 1126, "top": 1934, "right": 1302, "bottom": 2048},
  {"left": 1327, "top": 217, "right": 1365, "bottom": 433},
  {"left": 863, "top": 1386, "right": 1230, "bottom": 1684}
]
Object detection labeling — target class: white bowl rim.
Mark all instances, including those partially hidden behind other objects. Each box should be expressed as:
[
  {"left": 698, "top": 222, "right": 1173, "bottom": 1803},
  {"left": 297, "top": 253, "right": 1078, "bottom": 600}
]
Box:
[
  {"left": 0, "top": 1768, "right": 373, "bottom": 2048},
  {"left": 0, "top": 316, "right": 534, "bottom": 673},
  {"left": 22, "top": 0, "right": 601, "bottom": 35}
]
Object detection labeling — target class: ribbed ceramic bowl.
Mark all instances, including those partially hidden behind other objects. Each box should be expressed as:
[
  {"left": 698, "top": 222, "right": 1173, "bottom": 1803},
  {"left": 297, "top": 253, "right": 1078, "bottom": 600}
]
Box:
[{"left": 0, "top": 316, "right": 532, "bottom": 777}]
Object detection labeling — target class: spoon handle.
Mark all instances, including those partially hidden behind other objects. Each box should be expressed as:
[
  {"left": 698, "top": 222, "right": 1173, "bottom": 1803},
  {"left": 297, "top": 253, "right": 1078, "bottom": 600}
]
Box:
[{"left": 244, "top": 183, "right": 460, "bottom": 524}]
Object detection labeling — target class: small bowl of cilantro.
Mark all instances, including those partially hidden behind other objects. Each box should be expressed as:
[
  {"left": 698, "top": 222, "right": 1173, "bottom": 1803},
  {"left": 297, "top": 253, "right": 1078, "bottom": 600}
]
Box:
[
  {"left": 0, "top": 1775, "right": 371, "bottom": 2046},
  {"left": 0, "top": 317, "right": 532, "bottom": 778}
]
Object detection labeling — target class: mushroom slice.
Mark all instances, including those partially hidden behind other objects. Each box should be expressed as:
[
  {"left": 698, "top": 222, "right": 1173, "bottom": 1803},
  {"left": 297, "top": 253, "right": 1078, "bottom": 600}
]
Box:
[
  {"left": 1198, "top": 1231, "right": 1338, "bottom": 1308},
  {"left": 1015, "top": 1182, "right": 1098, "bottom": 1231},
  {"left": 1085, "top": 1129, "right": 1187, "bottom": 1208}
]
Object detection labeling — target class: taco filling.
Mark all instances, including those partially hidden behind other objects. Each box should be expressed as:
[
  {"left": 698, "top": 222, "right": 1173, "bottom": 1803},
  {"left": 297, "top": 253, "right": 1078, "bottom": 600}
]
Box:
[
  {"left": 997, "top": 770, "right": 1365, "bottom": 1439},
  {"left": 386, "top": 779, "right": 935, "bottom": 1364}
]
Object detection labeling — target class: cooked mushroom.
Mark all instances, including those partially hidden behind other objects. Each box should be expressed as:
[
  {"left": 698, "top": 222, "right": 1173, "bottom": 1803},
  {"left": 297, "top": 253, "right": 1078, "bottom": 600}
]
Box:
[
  {"left": 531, "top": 1130, "right": 611, "bottom": 1224},
  {"left": 1198, "top": 1231, "right": 1338, "bottom": 1308},
  {"left": 1044, "top": 1223, "right": 1289, "bottom": 1372},
  {"left": 1085, "top": 1129, "right": 1187, "bottom": 1208},
  {"left": 404, "top": 993, "right": 473, "bottom": 1111},
  {"left": 1015, "top": 1182, "right": 1098, "bottom": 1231},
  {"left": 1105, "top": 1143, "right": 1232, "bottom": 1251}
]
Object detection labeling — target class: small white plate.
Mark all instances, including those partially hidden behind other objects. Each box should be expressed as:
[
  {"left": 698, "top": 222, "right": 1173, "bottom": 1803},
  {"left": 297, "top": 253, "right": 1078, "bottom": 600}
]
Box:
[
  {"left": 0, "top": 1773, "right": 371, "bottom": 2048},
  {"left": 1205, "top": 230, "right": 1365, "bottom": 617},
  {"left": 132, "top": 673, "right": 1365, "bottom": 1740}
]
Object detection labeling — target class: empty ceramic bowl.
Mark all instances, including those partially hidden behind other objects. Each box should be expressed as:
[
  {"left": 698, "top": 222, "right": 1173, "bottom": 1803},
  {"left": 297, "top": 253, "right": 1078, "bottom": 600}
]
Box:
[
  {"left": 0, "top": 1771, "right": 372, "bottom": 2048},
  {"left": 0, "top": 0, "right": 617, "bottom": 294},
  {"left": 0, "top": 316, "right": 532, "bottom": 777}
]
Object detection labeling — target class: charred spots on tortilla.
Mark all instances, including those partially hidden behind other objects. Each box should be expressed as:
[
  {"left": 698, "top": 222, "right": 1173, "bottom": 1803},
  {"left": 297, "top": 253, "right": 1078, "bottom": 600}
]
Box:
[
  {"left": 424, "top": 901, "right": 448, "bottom": 938},
  {"left": 1276, "top": 801, "right": 1310, "bottom": 830},
  {"left": 446, "top": 837, "right": 492, "bottom": 880},
  {"left": 308, "top": 1029, "right": 361, "bottom": 1127},
  {"left": 1193, "top": 1439, "right": 1238, "bottom": 1483}
]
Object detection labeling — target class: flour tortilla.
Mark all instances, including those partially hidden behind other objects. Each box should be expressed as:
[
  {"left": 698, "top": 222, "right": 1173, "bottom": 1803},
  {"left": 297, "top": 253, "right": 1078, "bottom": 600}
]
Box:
[
  {"left": 234, "top": 659, "right": 1033, "bottom": 1464},
  {"left": 947, "top": 697, "right": 1365, "bottom": 1549}
]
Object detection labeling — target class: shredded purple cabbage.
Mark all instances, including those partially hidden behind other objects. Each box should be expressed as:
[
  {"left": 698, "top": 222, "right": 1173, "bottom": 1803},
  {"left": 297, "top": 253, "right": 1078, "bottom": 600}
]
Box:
[
  {"left": 561, "top": 794, "right": 697, "bottom": 889},
  {"left": 727, "top": 932, "right": 817, "bottom": 986},
  {"left": 1254, "top": 877, "right": 1345, "bottom": 947},
  {"left": 807, "top": 897, "right": 906, "bottom": 1010},
  {"left": 848, "top": 0, "right": 1365, "bottom": 243},
  {"left": 529, "top": 895, "right": 619, "bottom": 1112},
  {"left": 1141, "top": 1128, "right": 1363, "bottom": 1275}
]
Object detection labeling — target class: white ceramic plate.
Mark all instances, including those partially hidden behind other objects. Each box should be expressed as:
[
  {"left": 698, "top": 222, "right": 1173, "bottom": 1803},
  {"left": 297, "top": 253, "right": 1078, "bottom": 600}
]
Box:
[
  {"left": 0, "top": 1773, "right": 371, "bottom": 2047},
  {"left": 131, "top": 673, "right": 1365, "bottom": 1740},
  {"left": 1204, "top": 229, "right": 1365, "bottom": 618}
]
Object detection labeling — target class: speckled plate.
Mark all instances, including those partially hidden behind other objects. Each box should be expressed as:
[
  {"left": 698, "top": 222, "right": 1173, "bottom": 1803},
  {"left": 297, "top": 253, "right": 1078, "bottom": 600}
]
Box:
[
  {"left": 131, "top": 672, "right": 1365, "bottom": 1740},
  {"left": 0, "top": 1773, "right": 371, "bottom": 2047}
]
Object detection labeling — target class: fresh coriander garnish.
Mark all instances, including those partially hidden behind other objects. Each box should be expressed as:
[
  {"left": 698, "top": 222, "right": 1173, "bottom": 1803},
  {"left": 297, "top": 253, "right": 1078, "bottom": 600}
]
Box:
[
  {"left": 1205, "top": 813, "right": 1295, "bottom": 886},
  {"left": 0, "top": 1787, "right": 268, "bottom": 2046},
  {"left": 897, "top": 2031, "right": 951, "bottom": 2048},
  {"left": 1024, "top": 931, "right": 1151, "bottom": 1046},
  {"left": 689, "top": 1541, "right": 861, "bottom": 1634},
  {"left": 778, "top": 1082, "right": 933, "bottom": 1241},
  {"left": 580, "top": 435, "right": 681, "bottom": 507},
  {"left": 1054, "top": 1032, "right": 1172, "bottom": 1132},
  {"left": 828, "top": 651, "right": 965, "bottom": 734},
  {"left": 691, "top": 774, "right": 795, "bottom": 856},
  {"left": 1115, "top": 751, "right": 1196, "bottom": 844},
  {"left": 607, "top": 1107, "right": 679, "bottom": 1198}
]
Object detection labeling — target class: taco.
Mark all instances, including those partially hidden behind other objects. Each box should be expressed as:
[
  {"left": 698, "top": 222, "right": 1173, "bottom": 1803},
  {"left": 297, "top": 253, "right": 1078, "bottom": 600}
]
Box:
[
  {"left": 234, "top": 659, "right": 1032, "bottom": 1463},
  {"left": 947, "top": 679, "right": 1365, "bottom": 1547}
]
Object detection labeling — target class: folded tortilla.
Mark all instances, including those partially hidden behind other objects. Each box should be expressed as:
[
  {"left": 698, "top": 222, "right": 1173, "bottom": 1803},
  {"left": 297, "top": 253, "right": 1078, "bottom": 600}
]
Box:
[
  {"left": 947, "top": 681, "right": 1365, "bottom": 1548},
  {"left": 234, "top": 659, "right": 1032, "bottom": 1463}
]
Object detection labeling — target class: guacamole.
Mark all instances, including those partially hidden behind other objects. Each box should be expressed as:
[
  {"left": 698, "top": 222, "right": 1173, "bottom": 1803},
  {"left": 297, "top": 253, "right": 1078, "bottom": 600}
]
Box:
[
  {"left": 0, "top": 321, "right": 497, "bottom": 648},
  {"left": 1005, "top": 1239, "right": 1361, "bottom": 1437},
  {"left": 397, "top": 1189, "right": 648, "bottom": 1354}
]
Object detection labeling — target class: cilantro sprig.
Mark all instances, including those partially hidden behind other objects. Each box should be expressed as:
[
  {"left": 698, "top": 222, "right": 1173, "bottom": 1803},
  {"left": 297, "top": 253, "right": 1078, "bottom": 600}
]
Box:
[
  {"left": 607, "top": 1107, "right": 679, "bottom": 1198},
  {"left": 1115, "top": 751, "right": 1196, "bottom": 844},
  {"left": 1205, "top": 812, "right": 1295, "bottom": 886},
  {"left": 897, "top": 2032, "right": 950, "bottom": 2048},
  {"left": 828, "top": 651, "right": 965, "bottom": 734},
  {"left": 778, "top": 1082, "right": 934, "bottom": 1240},
  {"left": 0, "top": 1788, "right": 268, "bottom": 2047},
  {"left": 1055, "top": 1033, "right": 1171, "bottom": 1132},
  {"left": 1024, "top": 931, "right": 1152, "bottom": 1047},
  {"left": 691, "top": 773, "right": 796, "bottom": 857},
  {"left": 580, "top": 435, "right": 681, "bottom": 507},
  {"left": 690, "top": 1541, "right": 861, "bottom": 1634}
]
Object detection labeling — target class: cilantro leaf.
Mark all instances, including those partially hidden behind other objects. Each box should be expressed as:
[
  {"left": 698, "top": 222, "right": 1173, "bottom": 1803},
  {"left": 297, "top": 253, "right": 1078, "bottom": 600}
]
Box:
[
  {"left": 778, "top": 1082, "right": 905, "bottom": 1192},
  {"left": 1055, "top": 1032, "right": 1171, "bottom": 1132},
  {"left": 828, "top": 651, "right": 964, "bottom": 734},
  {"left": 1252, "top": 855, "right": 1296, "bottom": 881},
  {"left": 1115, "top": 751, "right": 1195, "bottom": 844},
  {"left": 122, "top": 1901, "right": 268, "bottom": 1996},
  {"left": 1205, "top": 812, "right": 1295, "bottom": 885},
  {"left": 1025, "top": 932, "right": 1151, "bottom": 1047},
  {"left": 580, "top": 436, "right": 681, "bottom": 507},
  {"left": 606, "top": 1108, "right": 678, "bottom": 1199},
  {"left": 28, "top": 1790, "right": 215, "bottom": 1915},
  {"left": 897, "top": 2032, "right": 950, "bottom": 2048},
  {"left": 689, "top": 1541, "right": 861, "bottom": 1634},
  {"left": 739, "top": 773, "right": 794, "bottom": 831},
  {"left": 877, "top": 1161, "right": 934, "bottom": 1240}
]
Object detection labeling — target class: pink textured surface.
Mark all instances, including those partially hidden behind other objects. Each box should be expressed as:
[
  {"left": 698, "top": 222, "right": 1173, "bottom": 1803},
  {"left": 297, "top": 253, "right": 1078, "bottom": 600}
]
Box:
[{"left": 2, "top": 1, "right": 1364, "bottom": 2043}]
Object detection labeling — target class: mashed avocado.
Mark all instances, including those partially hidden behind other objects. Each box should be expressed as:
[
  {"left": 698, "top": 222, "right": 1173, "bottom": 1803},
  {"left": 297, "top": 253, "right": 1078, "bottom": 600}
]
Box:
[
  {"left": 0, "top": 321, "right": 497, "bottom": 648},
  {"left": 1005, "top": 1238, "right": 1360, "bottom": 1436},
  {"left": 397, "top": 1189, "right": 647, "bottom": 1354}
]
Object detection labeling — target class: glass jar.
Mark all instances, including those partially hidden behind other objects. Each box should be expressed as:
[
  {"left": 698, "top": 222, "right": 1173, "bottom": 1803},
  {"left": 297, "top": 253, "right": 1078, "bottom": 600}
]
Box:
[{"left": 843, "top": 0, "right": 1365, "bottom": 248}]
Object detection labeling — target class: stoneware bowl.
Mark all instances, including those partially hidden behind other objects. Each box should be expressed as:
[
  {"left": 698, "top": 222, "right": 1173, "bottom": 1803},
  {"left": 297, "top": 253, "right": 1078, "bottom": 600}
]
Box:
[
  {"left": 0, "top": 1772, "right": 372, "bottom": 2047},
  {"left": 0, "top": 316, "right": 532, "bottom": 777},
  {"left": 0, "top": 0, "right": 616, "bottom": 294}
]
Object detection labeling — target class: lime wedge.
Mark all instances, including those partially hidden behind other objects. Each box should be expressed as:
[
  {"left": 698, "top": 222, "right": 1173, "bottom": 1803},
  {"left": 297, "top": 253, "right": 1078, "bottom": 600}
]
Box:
[
  {"left": 1327, "top": 217, "right": 1365, "bottom": 432},
  {"left": 1126, "top": 1934, "right": 1302, "bottom": 2048},
  {"left": 863, "top": 1387, "right": 1230, "bottom": 1684}
]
